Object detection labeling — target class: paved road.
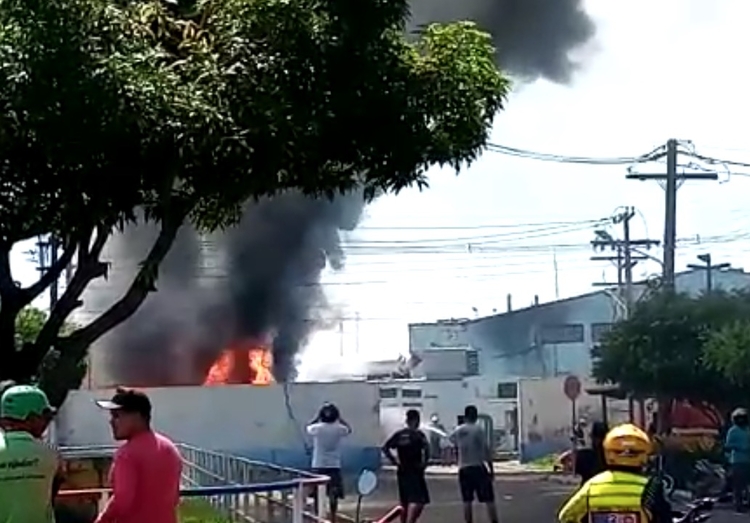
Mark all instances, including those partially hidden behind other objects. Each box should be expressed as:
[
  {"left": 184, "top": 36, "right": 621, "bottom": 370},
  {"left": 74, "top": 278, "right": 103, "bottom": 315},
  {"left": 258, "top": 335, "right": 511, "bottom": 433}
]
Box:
[
  {"left": 340, "top": 471, "right": 750, "bottom": 523},
  {"left": 340, "top": 472, "right": 573, "bottom": 523}
]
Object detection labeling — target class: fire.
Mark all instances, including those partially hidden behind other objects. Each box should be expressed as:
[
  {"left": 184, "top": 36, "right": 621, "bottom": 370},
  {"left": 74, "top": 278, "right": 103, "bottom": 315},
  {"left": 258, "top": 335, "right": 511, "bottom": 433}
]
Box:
[{"left": 203, "top": 341, "right": 274, "bottom": 386}]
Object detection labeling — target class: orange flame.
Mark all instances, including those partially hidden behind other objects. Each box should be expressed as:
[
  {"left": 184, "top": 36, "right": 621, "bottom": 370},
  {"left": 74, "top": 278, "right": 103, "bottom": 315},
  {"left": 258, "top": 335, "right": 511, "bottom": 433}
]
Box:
[{"left": 204, "top": 341, "right": 274, "bottom": 386}]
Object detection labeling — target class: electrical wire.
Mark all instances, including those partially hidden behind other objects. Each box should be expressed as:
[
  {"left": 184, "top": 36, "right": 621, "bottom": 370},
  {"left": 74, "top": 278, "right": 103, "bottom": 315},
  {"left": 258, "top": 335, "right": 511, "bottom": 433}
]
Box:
[
  {"left": 356, "top": 219, "right": 612, "bottom": 231},
  {"left": 485, "top": 142, "right": 666, "bottom": 165},
  {"left": 343, "top": 220, "right": 608, "bottom": 245},
  {"left": 683, "top": 150, "right": 750, "bottom": 170},
  {"left": 282, "top": 382, "right": 311, "bottom": 456}
]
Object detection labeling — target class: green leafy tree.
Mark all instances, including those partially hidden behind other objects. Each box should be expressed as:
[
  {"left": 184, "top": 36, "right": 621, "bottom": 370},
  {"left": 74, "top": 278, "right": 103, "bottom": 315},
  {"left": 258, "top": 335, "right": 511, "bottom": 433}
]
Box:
[
  {"left": 15, "top": 307, "right": 49, "bottom": 349},
  {"left": 704, "top": 319, "right": 750, "bottom": 396},
  {"left": 0, "top": 0, "right": 510, "bottom": 405},
  {"left": 592, "top": 290, "right": 750, "bottom": 417}
]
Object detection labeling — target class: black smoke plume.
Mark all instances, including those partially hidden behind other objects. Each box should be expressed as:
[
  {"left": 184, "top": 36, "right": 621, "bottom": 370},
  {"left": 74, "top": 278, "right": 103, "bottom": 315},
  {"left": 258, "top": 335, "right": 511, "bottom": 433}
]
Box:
[
  {"left": 409, "top": 0, "right": 595, "bottom": 83},
  {"left": 97, "top": 1, "right": 596, "bottom": 385},
  {"left": 100, "top": 192, "right": 364, "bottom": 385}
]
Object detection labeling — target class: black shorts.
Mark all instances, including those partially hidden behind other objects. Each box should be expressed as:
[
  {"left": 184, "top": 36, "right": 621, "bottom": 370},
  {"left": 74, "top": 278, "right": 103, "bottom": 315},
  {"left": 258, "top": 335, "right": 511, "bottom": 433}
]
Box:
[
  {"left": 397, "top": 469, "right": 430, "bottom": 506},
  {"left": 314, "top": 468, "right": 344, "bottom": 499},
  {"left": 458, "top": 465, "right": 495, "bottom": 503}
]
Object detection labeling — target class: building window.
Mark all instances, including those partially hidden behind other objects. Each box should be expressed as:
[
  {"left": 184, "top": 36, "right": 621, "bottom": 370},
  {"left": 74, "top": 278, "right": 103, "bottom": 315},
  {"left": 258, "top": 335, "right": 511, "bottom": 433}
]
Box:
[
  {"left": 465, "top": 350, "right": 480, "bottom": 375},
  {"left": 401, "top": 388, "right": 422, "bottom": 399},
  {"left": 591, "top": 322, "right": 614, "bottom": 343},
  {"left": 539, "top": 323, "right": 584, "bottom": 344},
  {"left": 497, "top": 382, "right": 518, "bottom": 399},
  {"left": 379, "top": 387, "right": 397, "bottom": 399}
]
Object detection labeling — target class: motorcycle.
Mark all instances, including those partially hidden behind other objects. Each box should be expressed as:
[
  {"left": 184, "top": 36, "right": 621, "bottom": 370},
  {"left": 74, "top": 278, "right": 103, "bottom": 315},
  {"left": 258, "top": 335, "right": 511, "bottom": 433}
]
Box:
[
  {"left": 672, "top": 497, "right": 715, "bottom": 523},
  {"left": 689, "top": 460, "right": 728, "bottom": 500}
]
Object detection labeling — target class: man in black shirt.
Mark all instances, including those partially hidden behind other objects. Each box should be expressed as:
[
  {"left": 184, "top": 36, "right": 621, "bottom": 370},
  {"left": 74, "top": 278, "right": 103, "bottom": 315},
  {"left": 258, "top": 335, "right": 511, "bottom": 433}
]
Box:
[
  {"left": 383, "top": 409, "right": 430, "bottom": 523},
  {"left": 574, "top": 421, "right": 608, "bottom": 485}
]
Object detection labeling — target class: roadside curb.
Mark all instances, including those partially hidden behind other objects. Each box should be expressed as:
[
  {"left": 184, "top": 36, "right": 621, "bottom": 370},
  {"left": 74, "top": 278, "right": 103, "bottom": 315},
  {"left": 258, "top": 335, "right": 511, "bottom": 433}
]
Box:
[
  {"left": 540, "top": 473, "right": 579, "bottom": 485},
  {"left": 540, "top": 475, "right": 695, "bottom": 503},
  {"left": 382, "top": 465, "right": 555, "bottom": 477}
]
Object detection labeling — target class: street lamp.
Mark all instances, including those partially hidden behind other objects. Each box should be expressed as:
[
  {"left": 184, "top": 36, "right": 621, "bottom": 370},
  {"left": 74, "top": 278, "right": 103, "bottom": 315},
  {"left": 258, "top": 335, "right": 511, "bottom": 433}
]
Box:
[{"left": 686, "top": 253, "right": 730, "bottom": 293}]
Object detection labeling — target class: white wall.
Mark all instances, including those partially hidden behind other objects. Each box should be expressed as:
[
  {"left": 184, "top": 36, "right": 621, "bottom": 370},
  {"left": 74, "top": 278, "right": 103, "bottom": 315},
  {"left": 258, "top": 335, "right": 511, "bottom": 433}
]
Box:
[
  {"left": 517, "top": 376, "right": 630, "bottom": 462},
  {"left": 56, "top": 382, "right": 381, "bottom": 455},
  {"left": 376, "top": 377, "right": 518, "bottom": 451}
]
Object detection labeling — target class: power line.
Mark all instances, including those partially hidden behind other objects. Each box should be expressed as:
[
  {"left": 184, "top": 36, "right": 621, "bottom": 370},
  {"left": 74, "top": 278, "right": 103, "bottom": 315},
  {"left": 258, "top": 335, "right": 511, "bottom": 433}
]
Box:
[
  {"left": 485, "top": 142, "right": 666, "bottom": 165},
  {"left": 355, "top": 219, "right": 610, "bottom": 231},
  {"left": 342, "top": 222, "right": 606, "bottom": 245}
]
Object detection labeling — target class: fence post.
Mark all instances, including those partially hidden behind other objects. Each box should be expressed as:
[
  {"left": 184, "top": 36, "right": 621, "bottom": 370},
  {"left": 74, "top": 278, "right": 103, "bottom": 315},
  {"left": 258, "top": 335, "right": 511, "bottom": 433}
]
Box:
[
  {"left": 292, "top": 485, "right": 304, "bottom": 523},
  {"left": 98, "top": 492, "right": 110, "bottom": 514},
  {"left": 316, "top": 484, "right": 326, "bottom": 520}
]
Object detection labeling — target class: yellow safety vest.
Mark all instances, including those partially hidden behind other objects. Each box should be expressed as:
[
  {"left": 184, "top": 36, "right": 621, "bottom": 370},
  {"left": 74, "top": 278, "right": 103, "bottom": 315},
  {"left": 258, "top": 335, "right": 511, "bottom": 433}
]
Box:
[{"left": 586, "top": 470, "right": 649, "bottom": 523}]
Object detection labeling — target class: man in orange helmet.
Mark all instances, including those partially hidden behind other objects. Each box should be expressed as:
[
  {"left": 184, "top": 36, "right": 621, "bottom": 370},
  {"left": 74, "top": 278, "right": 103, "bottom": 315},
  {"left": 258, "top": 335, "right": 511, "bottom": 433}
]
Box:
[{"left": 558, "top": 423, "right": 673, "bottom": 523}]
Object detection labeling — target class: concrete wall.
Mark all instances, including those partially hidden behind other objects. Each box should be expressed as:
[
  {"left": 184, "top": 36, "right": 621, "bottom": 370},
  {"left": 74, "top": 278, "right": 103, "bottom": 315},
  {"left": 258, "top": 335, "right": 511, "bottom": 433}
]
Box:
[
  {"left": 517, "top": 376, "right": 630, "bottom": 462},
  {"left": 55, "top": 382, "right": 381, "bottom": 473},
  {"left": 376, "top": 377, "right": 518, "bottom": 452}
]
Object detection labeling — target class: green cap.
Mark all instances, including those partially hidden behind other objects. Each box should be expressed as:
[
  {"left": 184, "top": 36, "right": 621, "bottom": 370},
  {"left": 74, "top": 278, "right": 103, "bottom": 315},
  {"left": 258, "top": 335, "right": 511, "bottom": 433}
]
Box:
[{"left": 0, "top": 385, "right": 54, "bottom": 420}]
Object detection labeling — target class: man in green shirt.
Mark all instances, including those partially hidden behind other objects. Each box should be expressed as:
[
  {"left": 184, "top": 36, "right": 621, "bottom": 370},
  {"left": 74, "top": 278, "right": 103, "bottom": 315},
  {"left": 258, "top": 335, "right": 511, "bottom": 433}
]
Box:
[{"left": 0, "top": 385, "right": 60, "bottom": 522}]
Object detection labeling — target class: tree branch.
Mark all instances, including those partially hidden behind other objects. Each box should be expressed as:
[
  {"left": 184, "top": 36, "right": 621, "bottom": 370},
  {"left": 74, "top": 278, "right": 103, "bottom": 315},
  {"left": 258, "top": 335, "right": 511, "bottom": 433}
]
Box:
[
  {"left": 0, "top": 242, "right": 18, "bottom": 298},
  {"left": 36, "top": 227, "right": 110, "bottom": 342},
  {"left": 23, "top": 226, "right": 112, "bottom": 370},
  {"left": 21, "top": 239, "right": 77, "bottom": 304},
  {"left": 69, "top": 209, "right": 187, "bottom": 348},
  {"left": 0, "top": 242, "right": 24, "bottom": 360}
]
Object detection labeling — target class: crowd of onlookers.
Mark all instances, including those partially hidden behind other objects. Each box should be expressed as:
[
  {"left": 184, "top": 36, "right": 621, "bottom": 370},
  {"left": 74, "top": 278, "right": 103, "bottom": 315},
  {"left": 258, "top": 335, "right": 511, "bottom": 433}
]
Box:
[
  {"left": 0, "top": 377, "right": 501, "bottom": 523},
  {"left": 0, "top": 380, "right": 182, "bottom": 523},
  {"left": 308, "top": 402, "right": 499, "bottom": 523},
  {"left": 20, "top": 378, "right": 750, "bottom": 523}
]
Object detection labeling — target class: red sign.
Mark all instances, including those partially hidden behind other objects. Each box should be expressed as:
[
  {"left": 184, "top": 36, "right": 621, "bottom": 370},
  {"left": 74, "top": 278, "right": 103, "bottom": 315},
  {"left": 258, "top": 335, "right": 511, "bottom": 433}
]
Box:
[{"left": 563, "top": 375, "right": 581, "bottom": 401}]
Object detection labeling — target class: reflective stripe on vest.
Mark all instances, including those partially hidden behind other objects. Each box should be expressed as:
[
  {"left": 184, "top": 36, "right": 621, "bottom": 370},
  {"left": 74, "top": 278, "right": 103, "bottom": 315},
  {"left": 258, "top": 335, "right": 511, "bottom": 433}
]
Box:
[{"left": 586, "top": 471, "right": 649, "bottom": 523}]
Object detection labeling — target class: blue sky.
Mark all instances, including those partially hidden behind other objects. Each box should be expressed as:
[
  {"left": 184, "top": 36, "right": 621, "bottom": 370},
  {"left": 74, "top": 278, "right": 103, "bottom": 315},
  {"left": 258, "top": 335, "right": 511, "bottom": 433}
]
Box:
[{"left": 9, "top": 0, "right": 750, "bottom": 380}]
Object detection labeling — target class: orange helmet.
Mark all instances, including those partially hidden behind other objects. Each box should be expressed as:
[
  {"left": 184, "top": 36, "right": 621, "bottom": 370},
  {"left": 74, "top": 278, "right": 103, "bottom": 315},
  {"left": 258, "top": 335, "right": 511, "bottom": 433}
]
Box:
[{"left": 603, "top": 423, "right": 652, "bottom": 468}]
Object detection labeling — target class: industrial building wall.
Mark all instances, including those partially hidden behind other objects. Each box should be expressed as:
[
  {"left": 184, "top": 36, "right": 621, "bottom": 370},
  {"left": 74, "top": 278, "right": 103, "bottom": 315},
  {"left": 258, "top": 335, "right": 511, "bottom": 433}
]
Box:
[
  {"left": 517, "top": 376, "right": 630, "bottom": 462},
  {"left": 55, "top": 382, "right": 381, "bottom": 472}
]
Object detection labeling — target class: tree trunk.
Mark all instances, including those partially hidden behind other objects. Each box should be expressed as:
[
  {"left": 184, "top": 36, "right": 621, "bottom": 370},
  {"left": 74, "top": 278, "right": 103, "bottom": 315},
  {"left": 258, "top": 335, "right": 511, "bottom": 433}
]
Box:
[
  {"left": 38, "top": 339, "right": 89, "bottom": 409},
  {"left": 657, "top": 396, "right": 673, "bottom": 435},
  {"left": 0, "top": 299, "right": 24, "bottom": 382}
]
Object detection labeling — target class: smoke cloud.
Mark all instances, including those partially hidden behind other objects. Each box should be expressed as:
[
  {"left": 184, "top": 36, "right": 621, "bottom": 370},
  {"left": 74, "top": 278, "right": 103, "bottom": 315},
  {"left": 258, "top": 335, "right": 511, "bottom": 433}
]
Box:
[
  {"left": 100, "top": 192, "right": 365, "bottom": 384},
  {"left": 409, "top": 0, "right": 595, "bottom": 83},
  {"left": 95, "top": 1, "right": 596, "bottom": 385}
]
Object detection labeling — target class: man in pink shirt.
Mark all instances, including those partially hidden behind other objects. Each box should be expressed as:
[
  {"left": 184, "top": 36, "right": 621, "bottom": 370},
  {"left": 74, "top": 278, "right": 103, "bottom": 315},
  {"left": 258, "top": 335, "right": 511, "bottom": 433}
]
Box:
[{"left": 95, "top": 387, "right": 182, "bottom": 523}]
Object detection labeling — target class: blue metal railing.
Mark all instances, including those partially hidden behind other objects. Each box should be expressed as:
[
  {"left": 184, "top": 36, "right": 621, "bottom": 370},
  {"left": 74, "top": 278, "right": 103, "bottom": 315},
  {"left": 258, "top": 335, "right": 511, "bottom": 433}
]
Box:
[{"left": 58, "top": 444, "right": 330, "bottom": 523}]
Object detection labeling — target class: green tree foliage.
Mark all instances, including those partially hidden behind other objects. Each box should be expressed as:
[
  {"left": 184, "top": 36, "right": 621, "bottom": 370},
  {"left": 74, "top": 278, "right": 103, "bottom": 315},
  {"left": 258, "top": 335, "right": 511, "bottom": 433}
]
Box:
[
  {"left": 0, "top": 0, "right": 510, "bottom": 404},
  {"left": 704, "top": 319, "right": 750, "bottom": 391},
  {"left": 15, "top": 307, "right": 49, "bottom": 349},
  {"left": 592, "top": 290, "right": 750, "bottom": 413}
]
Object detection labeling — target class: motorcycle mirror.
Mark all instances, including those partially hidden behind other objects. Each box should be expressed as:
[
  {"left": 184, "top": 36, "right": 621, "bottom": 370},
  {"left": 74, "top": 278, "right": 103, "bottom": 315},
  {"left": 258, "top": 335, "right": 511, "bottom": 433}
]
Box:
[{"left": 357, "top": 469, "right": 378, "bottom": 497}]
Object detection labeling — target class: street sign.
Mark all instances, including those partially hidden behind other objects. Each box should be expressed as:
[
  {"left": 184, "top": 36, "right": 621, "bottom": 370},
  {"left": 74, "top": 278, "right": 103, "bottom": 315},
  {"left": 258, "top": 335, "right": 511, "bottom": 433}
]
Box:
[{"left": 563, "top": 375, "right": 582, "bottom": 401}]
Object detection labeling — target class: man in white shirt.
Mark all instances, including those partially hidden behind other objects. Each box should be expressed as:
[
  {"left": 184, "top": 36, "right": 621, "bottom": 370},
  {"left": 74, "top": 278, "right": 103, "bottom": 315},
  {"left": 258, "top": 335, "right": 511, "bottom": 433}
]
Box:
[{"left": 306, "top": 402, "right": 351, "bottom": 523}]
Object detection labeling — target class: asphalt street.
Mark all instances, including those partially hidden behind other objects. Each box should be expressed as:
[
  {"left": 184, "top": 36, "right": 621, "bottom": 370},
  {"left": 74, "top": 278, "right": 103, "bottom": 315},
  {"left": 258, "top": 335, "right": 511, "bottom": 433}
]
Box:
[
  {"left": 340, "top": 471, "right": 750, "bottom": 523},
  {"left": 340, "top": 472, "right": 573, "bottom": 523}
]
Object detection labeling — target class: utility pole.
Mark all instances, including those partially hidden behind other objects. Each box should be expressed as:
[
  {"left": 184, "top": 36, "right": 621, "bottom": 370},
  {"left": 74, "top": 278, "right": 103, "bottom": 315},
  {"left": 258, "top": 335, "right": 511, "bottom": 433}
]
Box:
[
  {"left": 627, "top": 139, "right": 718, "bottom": 290},
  {"left": 590, "top": 208, "right": 660, "bottom": 316},
  {"left": 687, "top": 253, "right": 730, "bottom": 293},
  {"left": 33, "top": 234, "right": 62, "bottom": 310},
  {"left": 553, "top": 250, "right": 560, "bottom": 300},
  {"left": 354, "top": 312, "right": 360, "bottom": 355},
  {"left": 48, "top": 236, "right": 59, "bottom": 309},
  {"left": 622, "top": 210, "right": 634, "bottom": 307},
  {"left": 338, "top": 320, "right": 344, "bottom": 357}
]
